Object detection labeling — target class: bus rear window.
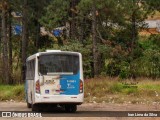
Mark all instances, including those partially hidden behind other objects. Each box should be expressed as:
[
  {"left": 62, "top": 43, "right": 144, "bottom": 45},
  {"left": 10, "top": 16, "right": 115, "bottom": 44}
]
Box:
[{"left": 39, "top": 54, "right": 79, "bottom": 75}]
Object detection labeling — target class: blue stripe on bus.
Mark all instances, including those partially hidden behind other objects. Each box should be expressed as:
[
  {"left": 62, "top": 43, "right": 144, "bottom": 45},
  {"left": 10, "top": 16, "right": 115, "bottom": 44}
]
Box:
[{"left": 60, "top": 72, "right": 80, "bottom": 95}]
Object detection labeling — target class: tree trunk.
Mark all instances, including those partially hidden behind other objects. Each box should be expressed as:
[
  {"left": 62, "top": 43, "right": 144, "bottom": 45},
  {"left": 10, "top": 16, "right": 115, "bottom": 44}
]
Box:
[
  {"left": 34, "top": 19, "right": 40, "bottom": 52},
  {"left": 36, "top": 22, "right": 40, "bottom": 51},
  {"left": 131, "top": 11, "right": 137, "bottom": 52},
  {"left": 2, "top": 0, "right": 9, "bottom": 84},
  {"left": 0, "top": 14, "right": 1, "bottom": 52},
  {"left": 69, "top": 0, "right": 80, "bottom": 40},
  {"left": 8, "top": 9, "right": 13, "bottom": 84},
  {"left": 21, "top": 0, "right": 28, "bottom": 84},
  {"left": 79, "top": 18, "right": 85, "bottom": 44},
  {"left": 130, "top": 0, "right": 138, "bottom": 79},
  {"left": 131, "top": 0, "right": 138, "bottom": 52},
  {"left": 70, "top": 0, "right": 76, "bottom": 40},
  {"left": 92, "top": 0, "right": 99, "bottom": 76},
  {"left": 0, "top": 14, "right": 2, "bottom": 83}
]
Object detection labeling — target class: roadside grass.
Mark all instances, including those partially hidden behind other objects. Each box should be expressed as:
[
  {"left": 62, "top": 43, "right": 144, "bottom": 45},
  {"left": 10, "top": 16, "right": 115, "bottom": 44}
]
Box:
[
  {"left": 0, "top": 77, "right": 160, "bottom": 104},
  {"left": 0, "top": 84, "right": 24, "bottom": 101},
  {"left": 84, "top": 77, "right": 160, "bottom": 104}
]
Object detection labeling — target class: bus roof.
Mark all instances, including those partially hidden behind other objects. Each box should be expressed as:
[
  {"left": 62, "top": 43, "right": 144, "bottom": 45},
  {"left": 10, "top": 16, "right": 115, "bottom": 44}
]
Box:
[{"left": 26, "top": 50, "right": 81, "bottom": 62}]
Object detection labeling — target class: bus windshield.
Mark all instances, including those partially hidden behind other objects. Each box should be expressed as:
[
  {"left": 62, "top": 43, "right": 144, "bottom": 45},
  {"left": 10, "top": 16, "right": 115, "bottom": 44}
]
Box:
[{"left": 39, "top": 54, "right": 79, "bottom": 75}]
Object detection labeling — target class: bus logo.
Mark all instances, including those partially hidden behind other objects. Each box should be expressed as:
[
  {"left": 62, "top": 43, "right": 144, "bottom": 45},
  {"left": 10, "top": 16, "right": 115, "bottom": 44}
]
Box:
[{"left": 45, "top": 80, "right": 55, "bottom": 84}]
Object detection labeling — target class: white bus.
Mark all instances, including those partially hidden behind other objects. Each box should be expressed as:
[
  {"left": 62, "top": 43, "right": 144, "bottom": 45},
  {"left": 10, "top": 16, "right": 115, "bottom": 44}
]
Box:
[{"left": 25, "top": 50, "right": 84, "bottom": 112}]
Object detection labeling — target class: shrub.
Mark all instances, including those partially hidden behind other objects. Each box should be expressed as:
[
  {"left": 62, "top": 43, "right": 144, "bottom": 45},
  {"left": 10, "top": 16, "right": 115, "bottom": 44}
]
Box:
[{"left": 109, "top": 82, "right": 123, "bottom": 93}]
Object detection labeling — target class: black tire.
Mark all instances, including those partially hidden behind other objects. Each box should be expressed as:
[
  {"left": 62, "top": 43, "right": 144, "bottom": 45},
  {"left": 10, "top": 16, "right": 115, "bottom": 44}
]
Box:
[
  {"left": 27, "top": 102, "right": 32, "bottom": 108},
  {"left": 32, "top": 104, "right": 39, "bottom": 112},
  {"left": 65, "top": 105, "right": 77, "bottom": 113}
]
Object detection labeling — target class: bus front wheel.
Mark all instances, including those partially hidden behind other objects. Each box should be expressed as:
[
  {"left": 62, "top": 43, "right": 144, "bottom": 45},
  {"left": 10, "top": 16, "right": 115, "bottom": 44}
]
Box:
[{"left": 65, "top": 104, "right": 77, "bottom": 113}]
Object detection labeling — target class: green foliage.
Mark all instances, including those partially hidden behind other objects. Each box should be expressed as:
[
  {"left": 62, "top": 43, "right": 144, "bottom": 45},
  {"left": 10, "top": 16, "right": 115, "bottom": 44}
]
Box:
[
  {"left": 106, "top": 61, "right": 130, "bottom": 79},
  {"left": 21, "top": 1, "right": 160, "bottom": 79},
  {"left": 131, "top": 35, "right": 160, "bottom": 78},
  {"left": 105, "top": 33, "right": 160, "bottom": 79},
  {"left": 40, "top": 0, "right": 70, "bottom": 30},
  {"left": 0, "top": 85, "right": 24, "bottom": 101},
  {"left": 109, "top": 82, "right": 123, "bottom": 93},
  {"left": 1, "top": 0, "right": 160, "bottom": 85},
  {"left": 123, "top": 87, "right": 138, "bottom": 95},
  {"left": 119, "top": 61, "right": 130, "bottom": 79},
  {"left": 13, "top": 85, "right": 24, "bottom": 99},
  {"left": 146, "top": 0, "right": 160, "bottom": 11}
]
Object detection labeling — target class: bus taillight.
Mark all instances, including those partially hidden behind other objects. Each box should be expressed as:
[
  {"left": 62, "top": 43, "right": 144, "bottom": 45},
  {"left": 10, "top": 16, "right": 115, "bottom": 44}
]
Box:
[
  {"left": 80, "top": 80, "right": 83, "bottom": 93},
  {"left": 36, "top": 80, "right": 40, "bottom": 93}
]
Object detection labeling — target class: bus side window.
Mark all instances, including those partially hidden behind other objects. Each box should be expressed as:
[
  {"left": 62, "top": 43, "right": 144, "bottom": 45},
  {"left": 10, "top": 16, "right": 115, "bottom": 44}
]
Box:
[
  {"left": 30, "top": 60, "right": 35, "bottom": 79},
  {"left": 26, "top": 60, "right": 35, "bottom": 80},
  {"left": 26, "top": 61, "right": 31, "bottom": 80},
  {"left": 30, "top": 61, "right": 33, "bottom": 79},
  {"left": 32, "top": 60, "right": 35, "bottom": 79}
]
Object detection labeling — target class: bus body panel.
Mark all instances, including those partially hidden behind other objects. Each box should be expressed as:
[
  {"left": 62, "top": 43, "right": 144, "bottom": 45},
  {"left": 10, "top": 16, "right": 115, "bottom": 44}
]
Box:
[{"left": 39, "top": 72, "right": 80, "bottom": 96}]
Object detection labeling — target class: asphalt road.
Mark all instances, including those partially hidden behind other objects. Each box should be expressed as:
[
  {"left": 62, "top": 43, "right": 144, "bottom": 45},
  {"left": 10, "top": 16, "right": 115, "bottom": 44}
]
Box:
[{"left": 0, "top": 102, "right": 160, "bottom": 119}]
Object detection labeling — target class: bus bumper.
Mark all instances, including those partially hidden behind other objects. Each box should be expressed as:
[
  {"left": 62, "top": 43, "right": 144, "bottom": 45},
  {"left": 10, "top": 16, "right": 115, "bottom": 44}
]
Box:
[{"left": 34, "top": 93, "right": 84, "bottom": 105}]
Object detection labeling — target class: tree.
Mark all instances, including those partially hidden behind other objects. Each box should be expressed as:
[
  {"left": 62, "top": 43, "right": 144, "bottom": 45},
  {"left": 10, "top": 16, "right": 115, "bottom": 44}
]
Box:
[
  {"left": 40, "top": 0, "right": 83, "bottom": 41},
  {"left": 145, "top": 0, "right": 160, "bottom": 11},
  {"left": 28, "top": 0, "right": 50, "bottom": 51},
  {"left": 91, "top": 0, "right": 99, "bottom": 76},
  {"left": 0, "top": 4, "right": 2, "bottom": 82},
  {"left": 69, "top": 0, "right": 80, "bottom": 40},
  {"left": 1, "top": 0, "right": 9, "bottom": 84},
  {"left": 40, "top": 0, "right": 70, "bottom": 30},
  {"left": 77, "top": 0, "right": 122, "bottom": 76},
  {"left": 8, "top": 8, "right": 13, "bottom": 84},
  {"left": 0, "top": 0, "right": 160, "bottom": 82}
]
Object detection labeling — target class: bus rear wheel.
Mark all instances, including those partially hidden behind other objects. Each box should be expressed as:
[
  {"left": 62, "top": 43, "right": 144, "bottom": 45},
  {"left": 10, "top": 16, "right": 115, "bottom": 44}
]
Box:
[
  {"left": 65, "top": 105, "right": 77, "bottom": 113},
  {"left": 32, "top": 104, "right": 39, "bottom": 112}
]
